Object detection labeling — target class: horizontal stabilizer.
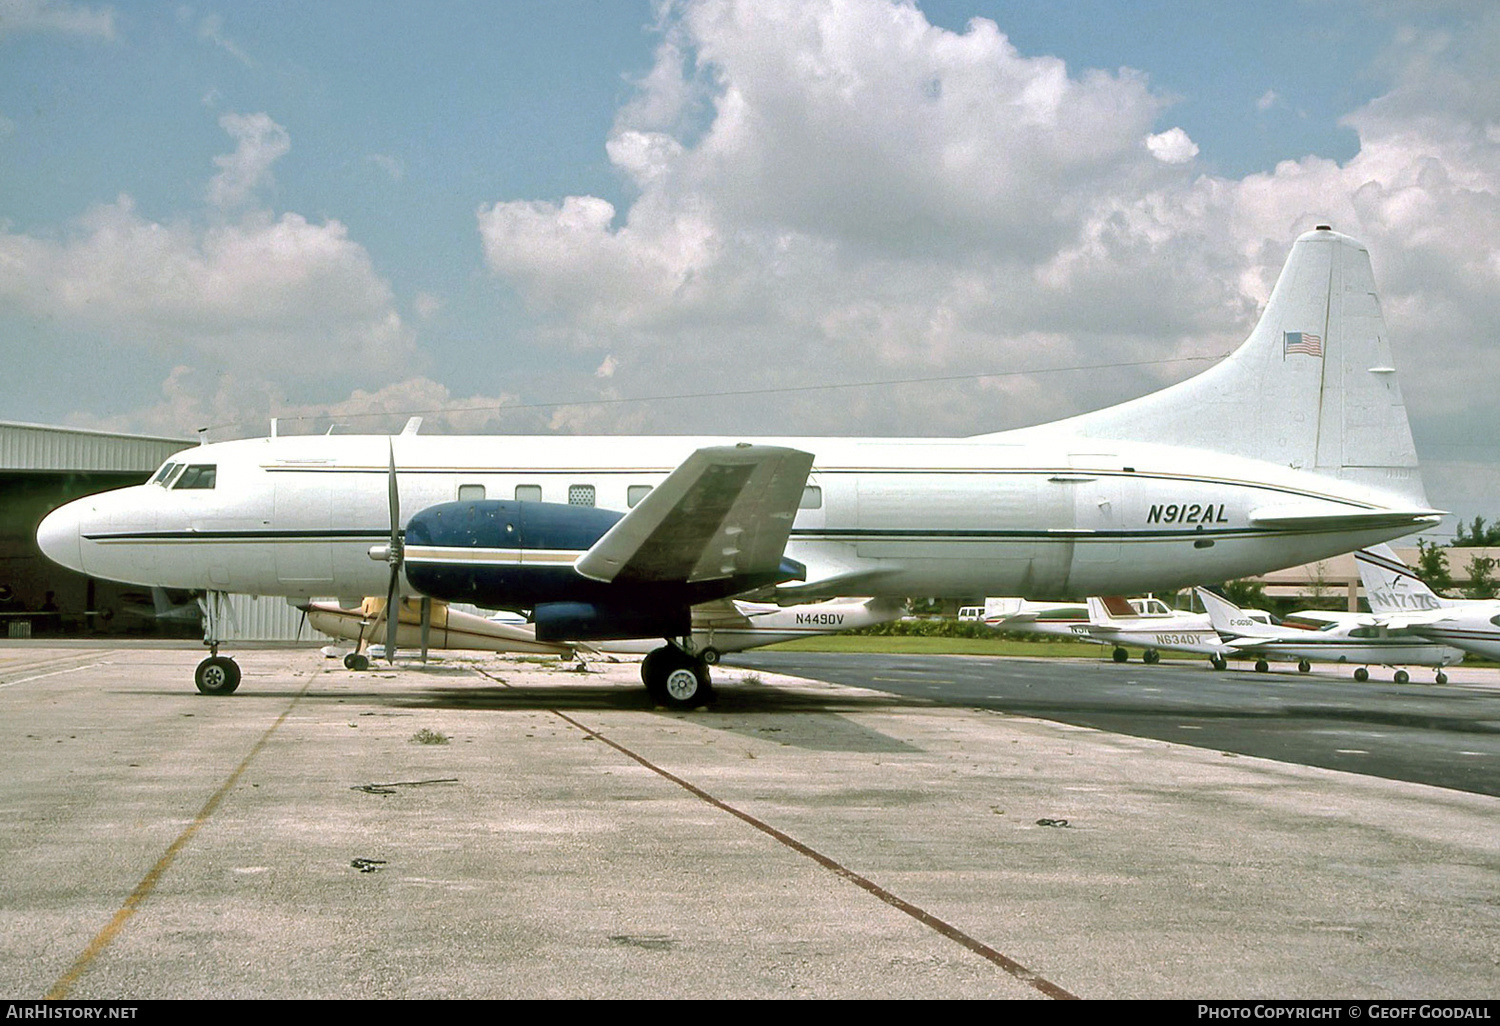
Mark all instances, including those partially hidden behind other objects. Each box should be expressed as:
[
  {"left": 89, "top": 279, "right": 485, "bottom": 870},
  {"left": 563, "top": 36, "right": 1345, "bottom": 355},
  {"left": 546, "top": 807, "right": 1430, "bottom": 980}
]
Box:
[
  {"left": 1248, "top": 504, "right": 1443, "bottom": 532},
  {"left": 574, "top": 444, "right": 814, "bottom": 585}
]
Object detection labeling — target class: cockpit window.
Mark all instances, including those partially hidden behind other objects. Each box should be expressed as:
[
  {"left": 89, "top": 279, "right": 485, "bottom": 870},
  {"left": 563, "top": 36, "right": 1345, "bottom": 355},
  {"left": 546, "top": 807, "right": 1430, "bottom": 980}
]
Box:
[
  {"left": 173, "top": 465, "right": 217, "bottom": 490},
  {"left": 151, "top": 462, "right": 179, "bottom": 486}
]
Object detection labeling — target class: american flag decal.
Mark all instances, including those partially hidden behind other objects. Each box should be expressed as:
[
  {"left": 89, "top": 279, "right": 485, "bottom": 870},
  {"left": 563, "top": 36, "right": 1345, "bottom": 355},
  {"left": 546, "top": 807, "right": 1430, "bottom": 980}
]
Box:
[{"left": 1283, "top": 331, "right": 1324, "bottom": 357}]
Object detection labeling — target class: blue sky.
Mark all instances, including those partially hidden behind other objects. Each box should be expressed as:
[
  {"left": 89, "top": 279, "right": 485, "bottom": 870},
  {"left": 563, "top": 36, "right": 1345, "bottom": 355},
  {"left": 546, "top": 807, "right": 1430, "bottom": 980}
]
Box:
[{"left": 2, "top": 0, "right": 1499, "bottom": 533}]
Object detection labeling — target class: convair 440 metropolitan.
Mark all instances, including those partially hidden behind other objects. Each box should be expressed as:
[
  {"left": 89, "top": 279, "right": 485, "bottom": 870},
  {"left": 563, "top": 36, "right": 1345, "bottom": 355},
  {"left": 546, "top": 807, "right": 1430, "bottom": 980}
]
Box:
[{"left": 39, "top": 227, "right": 1440, "bottom": 706}]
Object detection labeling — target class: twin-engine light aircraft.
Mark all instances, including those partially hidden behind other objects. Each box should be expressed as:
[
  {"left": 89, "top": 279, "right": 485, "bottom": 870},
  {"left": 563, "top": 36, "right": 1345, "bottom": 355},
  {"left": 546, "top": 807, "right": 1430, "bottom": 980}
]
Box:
[
  {"left": 37, "top": 228, "right": 1441, "bottom": 707},
  {"left": 1355, "top": 544, "right": 1500, "bottom": 661},
  {"left": 1196, "top": 587, "right": 1463, "bottom": 682}
]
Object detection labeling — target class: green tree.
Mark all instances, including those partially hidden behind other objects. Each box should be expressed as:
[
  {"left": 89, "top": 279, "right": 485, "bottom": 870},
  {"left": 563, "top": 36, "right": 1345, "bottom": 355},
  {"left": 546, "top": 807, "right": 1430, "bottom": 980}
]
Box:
[
  {"left": 1453, "top": 516, "right": 1500, "bottom": 546},
  {"left": 1416, "top": 539, "right": 1455, "bottom": 596},
  {"left": 1464, "top": 555, "right": 1498, "bottom": 600},
  {"left": 1219, "top": 578, "right": 1268, "bottom": 609}
]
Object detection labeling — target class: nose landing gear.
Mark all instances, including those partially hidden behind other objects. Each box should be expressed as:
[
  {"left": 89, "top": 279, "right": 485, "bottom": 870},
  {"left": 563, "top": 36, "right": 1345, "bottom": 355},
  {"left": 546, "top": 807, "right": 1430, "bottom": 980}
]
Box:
[{"left": 194, "top": 591, "right": 240, "bottom": 695}]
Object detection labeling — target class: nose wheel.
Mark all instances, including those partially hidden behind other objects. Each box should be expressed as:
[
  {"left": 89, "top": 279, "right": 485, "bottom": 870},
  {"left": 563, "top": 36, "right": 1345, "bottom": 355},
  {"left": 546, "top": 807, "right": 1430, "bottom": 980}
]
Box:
[
  {"left": 642, "top": 645, "right": 713, "bottom": 709},
  {"left": 195, "top": 655, "right": 241, "bottom": 695}
]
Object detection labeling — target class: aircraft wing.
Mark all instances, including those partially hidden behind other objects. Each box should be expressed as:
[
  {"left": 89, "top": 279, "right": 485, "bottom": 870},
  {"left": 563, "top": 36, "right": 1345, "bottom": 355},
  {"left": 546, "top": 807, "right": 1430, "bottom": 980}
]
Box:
[
  {"left": 1374, "top": 609, "right": 1457, "bottom": 630},
  {"left": 689, "top": 598, "right": 757, "bottom": 631},
  {"left": 573, "top": 445, "right": 814, "bottom": 586},
  {"left": 771, "top": 566, "right": 900, "bottom": 602}
]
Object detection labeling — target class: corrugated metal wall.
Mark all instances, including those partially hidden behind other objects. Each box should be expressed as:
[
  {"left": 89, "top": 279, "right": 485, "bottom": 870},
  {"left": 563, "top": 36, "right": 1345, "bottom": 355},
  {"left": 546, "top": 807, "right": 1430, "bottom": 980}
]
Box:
[
  {"left": 220, "top": 595, "right": 324, "bottom": 643},
  {"left": 0, "top": 421, "right": 191, "bottom": 473}
]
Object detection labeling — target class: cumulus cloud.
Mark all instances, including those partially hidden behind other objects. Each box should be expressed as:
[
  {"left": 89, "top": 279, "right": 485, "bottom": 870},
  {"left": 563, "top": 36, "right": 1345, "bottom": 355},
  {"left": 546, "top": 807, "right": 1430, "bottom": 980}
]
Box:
[
  {"left": 0, "top": 113, "right": 417, "bottom": 435},
  {"left": 468, "top": 0, "right": 1500, "bottom": 501},
  {"left": 206, "top": 112, "right": 290, "bottom": 209},
  {"left": 1145, "top": 127, "right": 1198, "bottom": 164},
  {"left": 65, "top": 370, "right": 533, "bottom": 440}
]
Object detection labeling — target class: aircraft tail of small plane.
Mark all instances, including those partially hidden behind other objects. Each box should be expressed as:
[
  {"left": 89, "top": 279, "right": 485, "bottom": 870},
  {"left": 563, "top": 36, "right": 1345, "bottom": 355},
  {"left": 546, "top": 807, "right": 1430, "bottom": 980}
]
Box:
[
  {"left": 988, "top": 226, "right": 1428, "bottom": 508},
  {"left": 1356, "top": 544, "right": 1451, "bottom": 614},
  {"left": 1087, "top": 596, "right": 1140, "bottom": 625},
  {"left": 1195, "top": 587, "right": 1269, "bottom": 640}
]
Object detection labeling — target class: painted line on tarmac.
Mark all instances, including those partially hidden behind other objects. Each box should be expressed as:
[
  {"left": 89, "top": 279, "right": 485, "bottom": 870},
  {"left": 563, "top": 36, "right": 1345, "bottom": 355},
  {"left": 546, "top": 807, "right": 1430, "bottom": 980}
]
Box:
[
  {"left": 472, "top": 669, "right": 1074, "bottom": 999},
  {"left": 46, "top": 678, "right": 313, "bottom": 999},
  {"left": 0, "top": 662, "right": 105, "bottom": 689}
]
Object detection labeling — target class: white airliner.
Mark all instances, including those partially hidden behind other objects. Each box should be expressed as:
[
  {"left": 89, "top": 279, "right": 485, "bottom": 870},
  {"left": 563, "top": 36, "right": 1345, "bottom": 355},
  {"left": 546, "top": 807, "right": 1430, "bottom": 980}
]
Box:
[
  {"left": 1355, "top": 544, "right": 1500, "bottom": 660},
  {"left": 1196, "top": 587, "right": 1463, "bottom": 683},
  {"left": 37, "top": 227, "right": 1440, "bottom": 706}
]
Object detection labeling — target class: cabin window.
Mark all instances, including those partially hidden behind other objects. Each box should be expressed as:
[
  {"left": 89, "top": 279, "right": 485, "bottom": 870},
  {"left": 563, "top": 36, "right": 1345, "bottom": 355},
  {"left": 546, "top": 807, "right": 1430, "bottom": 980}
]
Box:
[
  {"left": 173, "top": 465, "right": 216, "bottom": 490},
  {"left": 627, "top": 485, "right": 652, "bottom": 508},
  {"left": 457, "top": 484, "right": 485, "bottom": 501},
  {"left": 515, "top": 485, "right": 542, "bottom": 502},
  {"left": 568, "top": 484, "right": 596, "bottom": 507},
  {"left": 150, "top": 462, "right": 179, "bottom": 486},
  {"left": 800, "top": 486, "right": 822, "bottom": 510}
]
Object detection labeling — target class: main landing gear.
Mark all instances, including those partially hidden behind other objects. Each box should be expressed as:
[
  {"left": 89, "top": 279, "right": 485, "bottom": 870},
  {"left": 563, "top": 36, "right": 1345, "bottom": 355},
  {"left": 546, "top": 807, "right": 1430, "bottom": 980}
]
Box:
[
  {"left": 194, "top": 590, "right": 241, "bottom": 695},
  {"left": 641, "top": 644, "right": 713, "bottom": 709}
]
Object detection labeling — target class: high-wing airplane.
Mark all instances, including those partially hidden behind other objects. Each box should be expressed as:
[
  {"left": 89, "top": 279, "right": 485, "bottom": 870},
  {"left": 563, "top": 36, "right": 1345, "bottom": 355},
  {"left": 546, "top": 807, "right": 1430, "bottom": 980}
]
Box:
[
  {"left": 1355, "top": 544, "right": 1500, "bottom": 660},
  {"left": 1195, "top": 586, "right": 1462, "bottom": 682},
  {"left": 37, "top": 227, "right": 1441, "bottom": 706}
]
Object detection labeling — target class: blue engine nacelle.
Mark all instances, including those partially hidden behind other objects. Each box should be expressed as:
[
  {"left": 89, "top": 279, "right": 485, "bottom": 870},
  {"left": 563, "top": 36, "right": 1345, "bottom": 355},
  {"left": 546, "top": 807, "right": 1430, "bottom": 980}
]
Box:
[
  {"left": 404, "top": 498, "right": 803, "bottom": 641},
  {"left": 530, "top": 601, "right": 690, "bottom": 642}
]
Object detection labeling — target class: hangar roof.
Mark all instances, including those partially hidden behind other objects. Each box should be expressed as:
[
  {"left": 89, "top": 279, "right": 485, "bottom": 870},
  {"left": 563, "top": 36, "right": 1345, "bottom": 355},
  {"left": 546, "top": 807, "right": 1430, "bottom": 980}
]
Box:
[{"left": 0, "top": 421, "right": 193, "bottom": 474}]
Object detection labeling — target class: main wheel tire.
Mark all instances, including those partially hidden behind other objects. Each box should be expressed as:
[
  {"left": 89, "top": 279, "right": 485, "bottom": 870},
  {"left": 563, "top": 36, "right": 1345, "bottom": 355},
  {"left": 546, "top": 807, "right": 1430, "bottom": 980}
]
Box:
[
  {"left": 643, "top": 647, "right": 713, "bottom": 709},
  {"left": 700, "top": 647, "right": 721, "bottom": 665},
  {"left": 1298, "top": 660, "right": 1311, "bottom": 674},
  {"left": 344, "top": 652, "right": 370, "bottom": 671},
  {"left": 1436, "top": 671, "right": 1448, "bottom": 684},
  {"left": 1143, "top": 649, "right": 1160, "bottom": 665},
  {"left": 195, "top": 656, "right": 241, "bottom": 695},
  {"left": 1210, "top": 655, "right": 1227, "bottom": 671},
  {"left": 1112, "top": 647, "right": 1128, "bottom": 664},
  {"left": 640, "top": 648, "right": 663, "bottom": 687},
  {"left": 1354, "top": 667, "right": 1369, "bottom": 682},
  {"left": 1394, "top": 669, "right": 1410, "bottom": 684},
  {"left": 1254, "top": 659, "right": 1269, "bottom": 673}
]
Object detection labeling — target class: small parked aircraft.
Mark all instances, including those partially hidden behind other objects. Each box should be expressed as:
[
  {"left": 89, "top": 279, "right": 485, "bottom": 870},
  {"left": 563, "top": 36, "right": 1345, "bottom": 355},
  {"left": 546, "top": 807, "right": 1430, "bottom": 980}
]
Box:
[
  {"left": 1355, "top": 544, "right": 1500, "bottom": 661},
  {"left": 1195, "top": 587, "right": 1463, "bottom": 683}
]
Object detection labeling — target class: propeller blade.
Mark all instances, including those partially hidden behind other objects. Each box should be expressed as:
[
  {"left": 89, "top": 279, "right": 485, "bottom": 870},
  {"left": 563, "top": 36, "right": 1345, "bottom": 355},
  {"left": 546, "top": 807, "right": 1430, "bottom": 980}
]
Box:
[
  {"left": 385, "top": 575, "right": 400, "bottom": 664},
  {"left": 419, "top": 596, "right": 431, "bottom": 663},
  {"left": 384, "top": 439, "right": 402, "bottom": 663}
]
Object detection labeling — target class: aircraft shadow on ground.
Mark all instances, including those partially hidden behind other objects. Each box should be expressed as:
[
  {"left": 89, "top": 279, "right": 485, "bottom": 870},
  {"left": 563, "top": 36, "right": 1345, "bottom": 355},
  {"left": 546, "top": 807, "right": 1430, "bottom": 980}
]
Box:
[{"left": 203, "top": 669, "right": 928, "bottom": 754}]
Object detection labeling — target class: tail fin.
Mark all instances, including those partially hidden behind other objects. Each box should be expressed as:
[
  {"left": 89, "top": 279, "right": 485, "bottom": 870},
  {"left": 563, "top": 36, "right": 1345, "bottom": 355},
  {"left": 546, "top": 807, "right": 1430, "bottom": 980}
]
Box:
[
  {"left": 1003, "top": 227, "right": 1428, "bottom": 506},
  {"left": 1087, "top": 596, "right": 1137, "bottom": 625},
  {"left": 1196, "top": 587, "right": 1250, "bottom": 636},
  {"left": 1356, "top": 544, "right": 1450, "bottom": 613},
  {"left": 983, "top": 597, "right": 1024, "bottom": 620}
]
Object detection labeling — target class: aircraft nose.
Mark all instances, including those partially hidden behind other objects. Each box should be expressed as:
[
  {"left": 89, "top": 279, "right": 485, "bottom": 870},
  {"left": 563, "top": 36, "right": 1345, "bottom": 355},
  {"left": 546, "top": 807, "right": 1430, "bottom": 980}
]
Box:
[{"left": 37, "top": 502, "right": 85, "bottom": 574}]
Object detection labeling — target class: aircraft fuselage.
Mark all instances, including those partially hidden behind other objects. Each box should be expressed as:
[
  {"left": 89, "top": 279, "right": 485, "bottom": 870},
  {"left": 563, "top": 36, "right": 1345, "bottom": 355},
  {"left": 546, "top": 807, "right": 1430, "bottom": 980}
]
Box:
[{"left": 39, "top": 431, "right": 1435, "bottom": 604}]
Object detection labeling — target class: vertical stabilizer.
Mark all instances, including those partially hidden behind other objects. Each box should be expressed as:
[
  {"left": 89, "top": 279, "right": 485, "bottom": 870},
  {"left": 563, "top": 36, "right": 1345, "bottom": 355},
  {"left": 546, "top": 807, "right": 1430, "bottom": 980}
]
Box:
[
  {"left": 1196, "top": 587, "right": 1254, "bottom": 637},
  {"left": 1356, "top": 544, "right": 1451, "bottom": 613},
  {"left": 1005, "top": 228, "right": 1427, "bottom": 506}
]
